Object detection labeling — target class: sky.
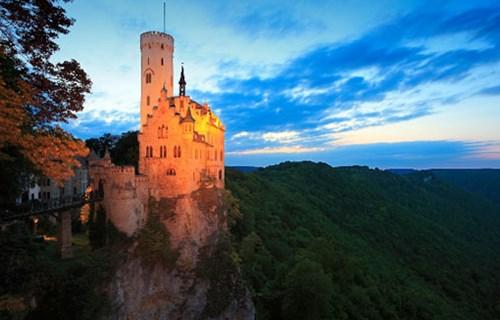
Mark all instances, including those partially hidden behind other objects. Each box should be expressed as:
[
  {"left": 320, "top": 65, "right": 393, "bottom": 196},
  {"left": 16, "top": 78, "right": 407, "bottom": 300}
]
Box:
[{"left": 54, "top": 0, "right": 500, "bottom": 168}]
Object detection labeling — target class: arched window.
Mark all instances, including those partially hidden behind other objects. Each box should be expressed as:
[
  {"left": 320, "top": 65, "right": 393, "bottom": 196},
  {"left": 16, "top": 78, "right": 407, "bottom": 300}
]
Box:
[{"left": 147, "top": 96, "right": 150, "bottom": 106}]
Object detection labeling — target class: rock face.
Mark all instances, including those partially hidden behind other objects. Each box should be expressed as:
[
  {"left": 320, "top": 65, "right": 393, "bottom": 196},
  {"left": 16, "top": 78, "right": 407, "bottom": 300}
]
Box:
[{"left": 105, "top": 187, "right": 255, "bottom": 320}]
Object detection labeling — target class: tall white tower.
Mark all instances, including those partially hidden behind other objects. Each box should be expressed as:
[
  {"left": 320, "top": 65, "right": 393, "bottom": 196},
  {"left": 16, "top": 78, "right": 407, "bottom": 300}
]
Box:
[{"left": 140, "top": 31, "right": 174, "bottom": 129}]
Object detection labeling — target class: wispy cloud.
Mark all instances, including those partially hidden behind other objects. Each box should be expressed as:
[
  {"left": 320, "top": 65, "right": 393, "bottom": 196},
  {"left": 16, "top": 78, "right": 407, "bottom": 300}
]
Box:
[
  {"left": 189, "top": 5, "right": 500, "bottom": 159},
  {"left": 228, "top": 145, "right": 324, "bottom": 155}
]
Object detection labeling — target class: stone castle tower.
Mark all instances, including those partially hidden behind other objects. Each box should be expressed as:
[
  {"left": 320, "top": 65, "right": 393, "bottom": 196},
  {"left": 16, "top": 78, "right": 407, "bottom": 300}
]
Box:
[{"left": 89, "top": 31, "right": 225, "bottom": 235}]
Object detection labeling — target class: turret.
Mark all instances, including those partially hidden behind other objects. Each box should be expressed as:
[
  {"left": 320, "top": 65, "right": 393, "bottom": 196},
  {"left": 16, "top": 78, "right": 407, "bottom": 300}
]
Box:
[
  {"left": 140, "top": 31, "right": 174, "bottom": 130},
  {"left": 180, "top": 107, "right": 195, "bottom": 136}
]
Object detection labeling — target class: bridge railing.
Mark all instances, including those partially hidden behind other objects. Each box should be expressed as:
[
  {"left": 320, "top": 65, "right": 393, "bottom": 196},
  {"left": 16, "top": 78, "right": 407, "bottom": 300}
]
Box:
[{"left": 1, "top": 192, "right": 103, "bottom": 222}]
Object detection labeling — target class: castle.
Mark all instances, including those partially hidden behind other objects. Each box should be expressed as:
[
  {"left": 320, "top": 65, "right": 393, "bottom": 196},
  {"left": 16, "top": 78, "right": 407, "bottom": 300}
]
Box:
[{"left": 89, "top": 31, "right": 225, "bottom": 236}]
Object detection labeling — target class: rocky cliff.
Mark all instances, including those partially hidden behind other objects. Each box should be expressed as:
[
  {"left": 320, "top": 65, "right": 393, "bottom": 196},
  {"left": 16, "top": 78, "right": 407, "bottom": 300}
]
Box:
[{"left": 105, "top": 187, "right": 255, "bottom": 320}]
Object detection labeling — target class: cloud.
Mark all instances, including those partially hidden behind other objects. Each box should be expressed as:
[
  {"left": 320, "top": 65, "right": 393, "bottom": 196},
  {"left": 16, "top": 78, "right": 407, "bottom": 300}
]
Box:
[
  {"left": 186, "top": 6, "right": 500, "bottom": 156},
  {"left": 226, "top": 140, "right": 500, "bottom": 168},
  {"left": 478, "top": 85, "right": 500, "bottom": 95},
  {"left": 228, "top": 145, "right": 324, "bottom": 155},
  {"left": 262, "top": 131, "right": 300, "bottom": 143}
]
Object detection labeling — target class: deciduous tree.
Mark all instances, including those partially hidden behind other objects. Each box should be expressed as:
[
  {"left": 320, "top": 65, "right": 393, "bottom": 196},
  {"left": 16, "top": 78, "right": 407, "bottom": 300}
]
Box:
[{"left": 0, "top": 0, "right": 91, "bottom": 202}]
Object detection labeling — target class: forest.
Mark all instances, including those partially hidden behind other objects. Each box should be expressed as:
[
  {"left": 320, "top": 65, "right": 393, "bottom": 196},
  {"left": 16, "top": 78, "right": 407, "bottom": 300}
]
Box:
[{"left": 227, "top": 162, "right": 500, "bottom": 320}]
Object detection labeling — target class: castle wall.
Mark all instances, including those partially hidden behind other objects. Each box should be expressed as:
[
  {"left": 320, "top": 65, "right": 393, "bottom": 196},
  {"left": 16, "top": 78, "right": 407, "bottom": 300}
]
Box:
[
  {"left": 89, "top": 163, "right": 148, "bottom": 236},
  {"left": 138, "top": 94, "right": 225, "bottom": 199}
]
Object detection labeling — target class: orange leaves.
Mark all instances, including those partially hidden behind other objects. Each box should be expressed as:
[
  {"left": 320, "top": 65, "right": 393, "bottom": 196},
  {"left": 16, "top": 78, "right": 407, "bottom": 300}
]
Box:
[{"left": 0, "top": 60, "right": 88, "bottom": 185}]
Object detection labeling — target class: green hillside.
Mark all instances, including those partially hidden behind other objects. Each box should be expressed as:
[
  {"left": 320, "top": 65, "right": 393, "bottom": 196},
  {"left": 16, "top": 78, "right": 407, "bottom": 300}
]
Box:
[
  {"left": 226, "top": 162, "right": 500, "bottom": 320},
  {"left": 429, "top": 169, "right": 500, "bottom": 206}
]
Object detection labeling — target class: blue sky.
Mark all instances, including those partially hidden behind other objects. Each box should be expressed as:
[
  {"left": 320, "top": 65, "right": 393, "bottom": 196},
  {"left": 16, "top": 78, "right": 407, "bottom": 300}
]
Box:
[{"left": 55, "top": 0, "right": 500, "bottom": 168}]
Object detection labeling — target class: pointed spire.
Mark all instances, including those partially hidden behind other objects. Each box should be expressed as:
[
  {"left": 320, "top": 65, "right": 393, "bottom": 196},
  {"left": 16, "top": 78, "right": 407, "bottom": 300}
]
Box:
[
  {"left": 179, "top": 64, "right": 186, "bottom": 96},
  {"left": 160, "top": 81, "right": 168, "bottom": 98},
  {"left": 180, "top": 106, "right": 195, "bottom": 123}
]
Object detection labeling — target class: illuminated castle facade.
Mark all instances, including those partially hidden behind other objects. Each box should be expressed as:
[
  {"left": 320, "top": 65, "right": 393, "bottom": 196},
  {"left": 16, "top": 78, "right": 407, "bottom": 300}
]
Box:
[{"left": 89, "top": 31, "right": 225, "bottom": 235}]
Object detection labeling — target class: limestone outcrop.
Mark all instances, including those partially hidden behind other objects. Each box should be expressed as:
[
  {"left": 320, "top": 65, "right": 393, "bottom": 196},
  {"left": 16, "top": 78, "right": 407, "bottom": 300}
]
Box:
[{"left": 104, "top": 187, "right": 255, "bottom": 320}]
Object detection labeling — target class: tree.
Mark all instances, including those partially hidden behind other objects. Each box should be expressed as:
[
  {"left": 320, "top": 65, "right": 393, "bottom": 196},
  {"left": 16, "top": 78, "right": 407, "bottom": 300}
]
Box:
[
  {"left": 281, "top": 258, "right": 334, "bottom": 320},
  {"left": 0, "top": 0, "right": 91, "bottom": 203}
]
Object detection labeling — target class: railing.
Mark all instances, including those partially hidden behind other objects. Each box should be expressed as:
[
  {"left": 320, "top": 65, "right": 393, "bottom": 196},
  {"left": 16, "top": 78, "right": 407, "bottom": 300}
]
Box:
[{"left": 0, "top": 192, "right": 103, "bottom": 222}]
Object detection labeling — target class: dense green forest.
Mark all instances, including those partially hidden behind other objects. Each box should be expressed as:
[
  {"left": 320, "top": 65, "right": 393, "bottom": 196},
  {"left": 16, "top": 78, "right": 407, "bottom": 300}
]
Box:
[
  {"left": 429, "top": 169, "right": 500, "bottom": 206},
  {"left": 226, "top": 162, "right": 500, "bottom": 320}
]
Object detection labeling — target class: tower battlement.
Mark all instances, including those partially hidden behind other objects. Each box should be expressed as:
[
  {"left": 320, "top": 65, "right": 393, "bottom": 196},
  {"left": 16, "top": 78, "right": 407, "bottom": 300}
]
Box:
[{"left": 140, "top": 31, "right": 174, "bottom": 49}]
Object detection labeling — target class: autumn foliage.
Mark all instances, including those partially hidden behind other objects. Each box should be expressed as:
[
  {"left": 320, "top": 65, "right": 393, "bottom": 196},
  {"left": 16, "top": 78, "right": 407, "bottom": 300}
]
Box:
[{"left": 0, "top": 0, "right": 91, "bottom": 188}]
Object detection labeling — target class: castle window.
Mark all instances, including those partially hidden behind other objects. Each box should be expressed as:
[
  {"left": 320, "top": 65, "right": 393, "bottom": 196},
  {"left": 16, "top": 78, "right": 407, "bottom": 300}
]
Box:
[
  {"left": 159, "top": 146, "right": 167, "bottom": 158},
  {"left": 173, "top": 145, "right": 181, "bottom": 158},
  {"left": 161, "top": 44, "right": 164, "bottom": 49},
  {"left": 219, "top": 170, "right": 222, "bottom": 180},
  {"left": 161, "top": 58, "right": 164, "bottom": 65},
  {"left": 145, "top": 73, "right": 152, "bottom": 84},
  {"left": 147, "top": 96, "right": 150, "bottom": 106}
]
